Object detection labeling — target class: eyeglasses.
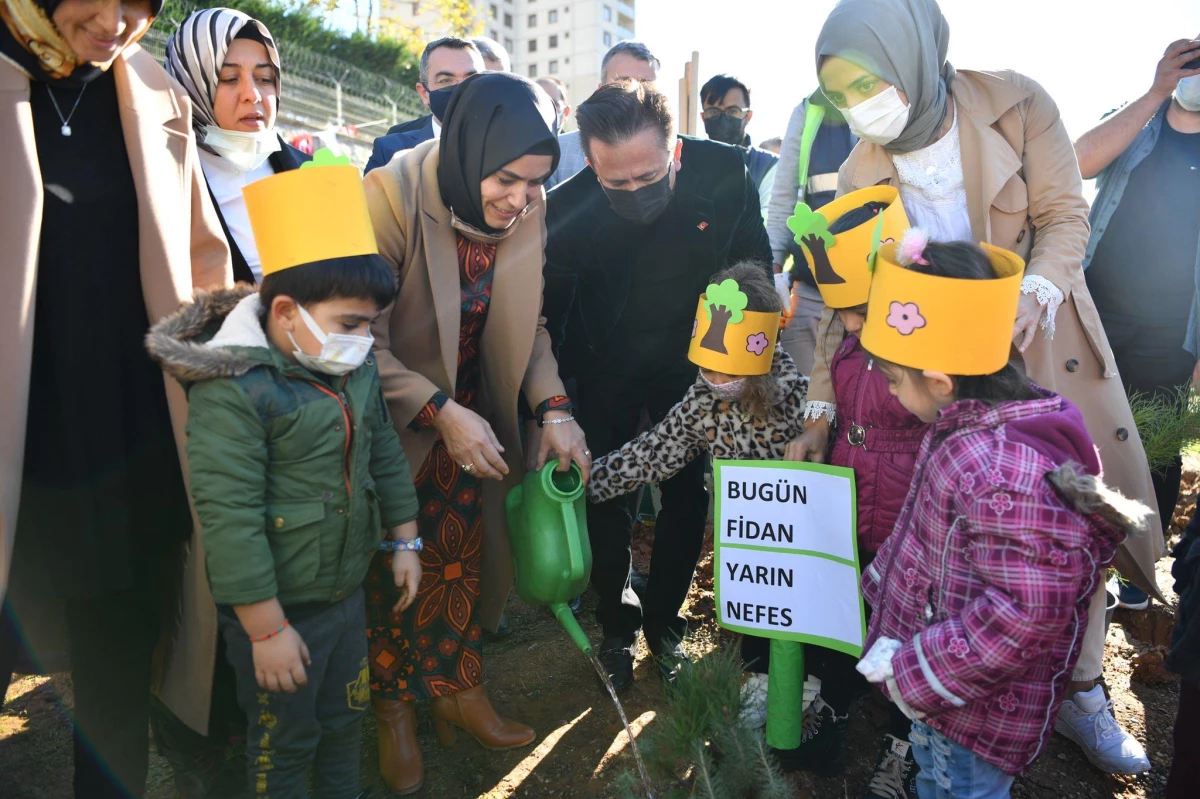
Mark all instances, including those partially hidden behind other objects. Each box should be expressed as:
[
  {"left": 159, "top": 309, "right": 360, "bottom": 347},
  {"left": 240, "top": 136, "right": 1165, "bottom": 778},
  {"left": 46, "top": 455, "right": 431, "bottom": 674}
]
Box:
[{"left": 702, "top": 105, "right": 750, "bottom": 121}]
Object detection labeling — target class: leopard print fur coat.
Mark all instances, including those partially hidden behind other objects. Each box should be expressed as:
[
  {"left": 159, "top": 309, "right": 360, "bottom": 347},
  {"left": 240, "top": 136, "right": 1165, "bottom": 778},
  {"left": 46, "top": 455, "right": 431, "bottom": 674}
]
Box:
[{"left": 587, "top": 347, "right": 809, "bottom": 503}]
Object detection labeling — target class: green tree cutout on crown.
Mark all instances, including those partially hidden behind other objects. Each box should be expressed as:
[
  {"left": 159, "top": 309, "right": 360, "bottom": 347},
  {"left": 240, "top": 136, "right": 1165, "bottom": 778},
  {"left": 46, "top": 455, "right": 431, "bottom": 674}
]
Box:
[
  {"left": 299, "top": 148, "right": 352, "bottom": 168},
  {"left": 786, "top": 202, "right": 844, "bottom": 285},
  {"left": 701, "top": 279, "right": 749, "bottom": 355}
]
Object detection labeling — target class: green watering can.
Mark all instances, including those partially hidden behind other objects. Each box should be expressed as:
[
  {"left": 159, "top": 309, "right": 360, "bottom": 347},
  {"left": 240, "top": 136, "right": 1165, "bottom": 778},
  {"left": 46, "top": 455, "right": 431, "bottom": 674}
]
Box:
[{"left": 505, "top": 462, "right": 593, "bottom": 655}]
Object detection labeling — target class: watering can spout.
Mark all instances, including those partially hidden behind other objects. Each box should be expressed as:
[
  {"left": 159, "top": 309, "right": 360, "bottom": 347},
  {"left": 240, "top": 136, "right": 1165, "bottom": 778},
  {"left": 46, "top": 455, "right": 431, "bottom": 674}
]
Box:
[{"left": 551, "top": 602, "right": 592, "bottom": 656}]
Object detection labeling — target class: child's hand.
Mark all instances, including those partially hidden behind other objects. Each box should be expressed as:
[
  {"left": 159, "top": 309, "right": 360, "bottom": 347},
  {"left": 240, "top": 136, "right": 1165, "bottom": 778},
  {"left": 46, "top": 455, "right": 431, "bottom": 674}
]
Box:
[
  {"left": 253, "top": 625, "right": 311, "bottom": 693},
  {"left": 391, "top": 550, "right": 422, "bottom": 614}
]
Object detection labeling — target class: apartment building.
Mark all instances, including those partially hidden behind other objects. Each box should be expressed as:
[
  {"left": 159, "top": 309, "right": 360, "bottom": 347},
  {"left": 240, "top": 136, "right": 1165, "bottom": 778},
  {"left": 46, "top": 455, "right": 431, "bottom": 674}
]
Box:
[{"left": 386, "top": 1, "right": 636, "bottom": 117}]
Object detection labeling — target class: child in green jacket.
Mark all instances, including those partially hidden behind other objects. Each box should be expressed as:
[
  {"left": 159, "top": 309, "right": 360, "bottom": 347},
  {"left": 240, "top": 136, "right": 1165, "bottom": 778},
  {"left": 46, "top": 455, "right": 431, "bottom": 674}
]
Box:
[{"left": 148, "top": 155, "right": 418, "bottom": 799}]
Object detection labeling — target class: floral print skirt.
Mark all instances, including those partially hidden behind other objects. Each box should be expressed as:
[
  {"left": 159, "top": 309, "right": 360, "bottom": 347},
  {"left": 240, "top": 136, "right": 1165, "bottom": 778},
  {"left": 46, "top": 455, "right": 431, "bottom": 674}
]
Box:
[{"left": 365, "top": 438, "right": 484, "bottom": 701}]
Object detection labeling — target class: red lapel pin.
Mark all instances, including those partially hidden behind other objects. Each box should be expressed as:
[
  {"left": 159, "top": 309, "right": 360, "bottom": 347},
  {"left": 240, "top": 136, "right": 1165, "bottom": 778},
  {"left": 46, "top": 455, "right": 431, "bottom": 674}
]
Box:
[{"left": 698, "top": 221, "right": 709, "bottom": 231}]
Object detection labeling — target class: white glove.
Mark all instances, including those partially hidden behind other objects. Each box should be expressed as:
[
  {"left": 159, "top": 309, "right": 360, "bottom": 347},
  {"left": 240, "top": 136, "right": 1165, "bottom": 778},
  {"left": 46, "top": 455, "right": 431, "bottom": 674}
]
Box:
[
  {"left": 773, "top": 272, "right": 792, "bottom": 311},
  {"left": 856, "top": 637, "right": 902, "bottom": 683},
  {"left": 858, "top": 637, "right": 926, "bottom": 721}
]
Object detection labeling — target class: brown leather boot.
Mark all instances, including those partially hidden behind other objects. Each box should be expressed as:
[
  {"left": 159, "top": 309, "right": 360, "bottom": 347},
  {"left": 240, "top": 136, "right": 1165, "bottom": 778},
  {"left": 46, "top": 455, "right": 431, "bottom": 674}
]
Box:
[
  {"left": 373, "top": 698, "right": 423, "bottom": 795},
  {"left": 429, "top": 685, "right": 536, "bottom": 751}
]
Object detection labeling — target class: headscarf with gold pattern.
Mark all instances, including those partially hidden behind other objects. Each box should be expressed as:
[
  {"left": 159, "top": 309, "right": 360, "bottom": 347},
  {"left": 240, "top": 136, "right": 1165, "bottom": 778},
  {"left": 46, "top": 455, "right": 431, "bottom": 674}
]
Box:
[{"left": 0, "top": 0, "right": 162, "bottom": 85}]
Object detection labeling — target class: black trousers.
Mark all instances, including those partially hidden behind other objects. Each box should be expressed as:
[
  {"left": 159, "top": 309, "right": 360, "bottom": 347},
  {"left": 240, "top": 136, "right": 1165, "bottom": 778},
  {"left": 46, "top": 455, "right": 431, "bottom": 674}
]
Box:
[
  {"left": 1107, "top": 319, "right": 1195, "bottom": 531},
  {"left": 576, "top": 361, "right": 709, "bottom": 650},
  {"left": 1, "top": 583, "right": 164, "bottom": 798},
  {"left": 220, "top": 589, "right": 368, "bottom": 799}
]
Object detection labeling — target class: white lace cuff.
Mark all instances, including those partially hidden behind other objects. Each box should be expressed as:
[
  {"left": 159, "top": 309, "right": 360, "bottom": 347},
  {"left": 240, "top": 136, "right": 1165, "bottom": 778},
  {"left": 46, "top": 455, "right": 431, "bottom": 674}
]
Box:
[
  {"left": 1020, "top": 275, "right": 1064, "bottom": 339},
  {"left": 803, "top": 401, "right": 837, "bottom": 424}
]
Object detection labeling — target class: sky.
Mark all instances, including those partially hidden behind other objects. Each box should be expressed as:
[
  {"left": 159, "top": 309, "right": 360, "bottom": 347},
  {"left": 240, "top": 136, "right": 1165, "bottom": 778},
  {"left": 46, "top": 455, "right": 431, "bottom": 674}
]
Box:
[{"left": 638, "top": 0, "right": 1200, "bottom": 147}]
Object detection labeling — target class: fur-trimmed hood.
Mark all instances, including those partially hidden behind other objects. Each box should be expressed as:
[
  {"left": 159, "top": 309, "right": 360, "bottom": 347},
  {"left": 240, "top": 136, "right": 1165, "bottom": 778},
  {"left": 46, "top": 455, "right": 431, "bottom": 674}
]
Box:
[
  {"left": 145, "top": 284, "right": 270, "bottom": 382},
  {"left": 1047, "top": 462, "right": 1164, "bottom": 604}
]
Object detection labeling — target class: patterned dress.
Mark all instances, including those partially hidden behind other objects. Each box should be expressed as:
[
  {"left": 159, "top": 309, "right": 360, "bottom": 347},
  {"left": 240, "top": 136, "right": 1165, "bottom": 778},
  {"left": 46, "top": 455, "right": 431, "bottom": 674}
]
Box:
[{"left": 365, "top": 235, "right": 494, "bottom": 701}]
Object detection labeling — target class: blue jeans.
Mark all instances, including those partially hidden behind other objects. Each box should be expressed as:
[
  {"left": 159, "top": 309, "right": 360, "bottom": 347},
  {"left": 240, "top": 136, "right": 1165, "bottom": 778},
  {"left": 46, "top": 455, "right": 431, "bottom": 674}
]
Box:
[{"left": 909, "top": 722, "right": 1015, "bottom": 799}]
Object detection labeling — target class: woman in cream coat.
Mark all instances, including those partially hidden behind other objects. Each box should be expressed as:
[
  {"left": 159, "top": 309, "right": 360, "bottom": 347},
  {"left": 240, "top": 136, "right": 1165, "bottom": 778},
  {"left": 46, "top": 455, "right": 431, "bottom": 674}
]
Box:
[
  {"left": 789, "top": 0, "right": 1162, "bottom": 779},
  {"left": 0, "top": 0, "right": 230, "bottom": 794}
]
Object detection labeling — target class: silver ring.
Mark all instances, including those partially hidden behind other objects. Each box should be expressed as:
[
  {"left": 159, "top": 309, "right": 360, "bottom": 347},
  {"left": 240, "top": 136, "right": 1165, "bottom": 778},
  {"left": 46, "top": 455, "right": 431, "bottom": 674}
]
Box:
[
  {"left": 462, "top": 463, "right": 474, "bottom": 473},
  {"left": 584, "top": 450, "right": 592, "bottom": 457}
]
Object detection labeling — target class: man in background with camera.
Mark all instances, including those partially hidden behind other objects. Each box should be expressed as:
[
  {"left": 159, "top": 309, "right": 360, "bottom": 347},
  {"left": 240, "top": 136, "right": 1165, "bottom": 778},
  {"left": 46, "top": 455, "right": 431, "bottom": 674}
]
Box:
[{"left": 1072, "top": 36, "right": 1200, "bottom": 617}]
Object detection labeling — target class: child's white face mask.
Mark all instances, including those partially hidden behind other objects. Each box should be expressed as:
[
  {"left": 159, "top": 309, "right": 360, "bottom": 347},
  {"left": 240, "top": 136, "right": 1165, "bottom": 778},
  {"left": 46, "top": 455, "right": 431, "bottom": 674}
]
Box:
[
  {"left": 701, "top": 372, "right": 747, "bottom": 402},
  {"left": 287, "top": 304, "right": 373, "bottom": 376}
]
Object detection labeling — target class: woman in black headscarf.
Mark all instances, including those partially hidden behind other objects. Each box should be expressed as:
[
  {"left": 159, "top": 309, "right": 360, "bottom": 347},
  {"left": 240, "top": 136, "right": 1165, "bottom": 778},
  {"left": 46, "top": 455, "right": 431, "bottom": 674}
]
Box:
[
  {"left": 363, "top": 72, "right": 589, "bottom": 793},
  {"left": 0, "top": 0, "right": 231, "bottom": 795}
]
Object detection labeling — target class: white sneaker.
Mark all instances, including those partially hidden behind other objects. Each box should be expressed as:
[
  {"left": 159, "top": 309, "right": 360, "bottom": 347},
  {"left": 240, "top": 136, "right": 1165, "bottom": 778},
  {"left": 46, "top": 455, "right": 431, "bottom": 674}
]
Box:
[
  {"left": 739, "top": 673, "right": 770, "bottom": 729},
  {"left": 1055, "top": 686, "right": 1151, "bottom": 774},
  {"left": 738, "top": 674, "right": 821, "bottom": 729}
]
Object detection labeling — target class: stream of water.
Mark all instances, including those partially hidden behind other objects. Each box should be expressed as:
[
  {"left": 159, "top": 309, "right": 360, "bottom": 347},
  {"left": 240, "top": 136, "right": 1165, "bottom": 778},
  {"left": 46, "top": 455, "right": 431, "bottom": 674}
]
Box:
[{"left": 588, "top": 653, "right": 654, "bottom": 798}]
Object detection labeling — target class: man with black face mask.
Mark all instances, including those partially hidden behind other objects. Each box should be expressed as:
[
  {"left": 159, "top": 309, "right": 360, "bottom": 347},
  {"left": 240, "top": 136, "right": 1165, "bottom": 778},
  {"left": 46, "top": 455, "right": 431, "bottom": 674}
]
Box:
[
  {"left": 542, "top": 81, "right": 772, "bottom": 691},
  {"left": 364, "top": 37, "right": 483, "bottom": 173},
  {"left": 701, "top": 74, "right": 778, "bottom": 222}
]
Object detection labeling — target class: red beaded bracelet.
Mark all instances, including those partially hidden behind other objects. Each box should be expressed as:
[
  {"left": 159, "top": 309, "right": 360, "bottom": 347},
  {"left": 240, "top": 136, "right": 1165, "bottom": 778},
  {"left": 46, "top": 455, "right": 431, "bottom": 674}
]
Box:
[{"left": 249, "top": 620, "right": 290, "bottom": 643}]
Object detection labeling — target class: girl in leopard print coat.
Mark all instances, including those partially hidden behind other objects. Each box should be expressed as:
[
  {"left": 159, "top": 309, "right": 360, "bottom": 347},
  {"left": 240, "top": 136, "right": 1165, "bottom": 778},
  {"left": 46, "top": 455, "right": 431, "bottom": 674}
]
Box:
[
  {"left": 586, "top": 343, "right": 808, "bottom": 503},
  {"left": 586, "top": 263, "right": 809, "bottom": 505}
]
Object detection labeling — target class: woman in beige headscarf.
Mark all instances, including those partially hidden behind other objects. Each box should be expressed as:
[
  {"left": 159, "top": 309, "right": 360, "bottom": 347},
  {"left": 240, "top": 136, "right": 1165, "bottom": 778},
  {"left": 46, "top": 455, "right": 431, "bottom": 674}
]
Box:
[
  {"left": 787, "top": 0, "right": 1161, "bottom": 784},
  {"left": 0, "top": 0, "right": 230, "bottom": 795}
]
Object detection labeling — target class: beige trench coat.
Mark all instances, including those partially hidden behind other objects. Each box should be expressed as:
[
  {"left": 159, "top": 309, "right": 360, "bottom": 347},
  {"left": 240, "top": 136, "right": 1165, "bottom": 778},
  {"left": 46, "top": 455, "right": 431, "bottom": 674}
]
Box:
[
  {"left": 807, "top": 69, "right": 1164, "bottom": 595},
  {"left": 0, "top": 45, "right": 233, "bottom": 733},
  {"left": 365, "top": 139, "right": 567, "bottom": 631}
]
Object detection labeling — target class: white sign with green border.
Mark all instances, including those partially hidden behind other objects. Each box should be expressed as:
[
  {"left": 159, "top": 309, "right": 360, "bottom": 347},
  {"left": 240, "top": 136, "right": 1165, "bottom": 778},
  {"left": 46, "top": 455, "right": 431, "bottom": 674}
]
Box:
[{"left": 713, "top": 460, "right": 866, "bottom": 656}]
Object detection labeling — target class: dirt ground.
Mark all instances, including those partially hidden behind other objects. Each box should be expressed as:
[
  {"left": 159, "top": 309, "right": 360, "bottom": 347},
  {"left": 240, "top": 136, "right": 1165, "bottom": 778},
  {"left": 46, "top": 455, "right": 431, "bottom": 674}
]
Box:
[{"left": 2, "top": 472, "right": 1192, "bottom": 799}]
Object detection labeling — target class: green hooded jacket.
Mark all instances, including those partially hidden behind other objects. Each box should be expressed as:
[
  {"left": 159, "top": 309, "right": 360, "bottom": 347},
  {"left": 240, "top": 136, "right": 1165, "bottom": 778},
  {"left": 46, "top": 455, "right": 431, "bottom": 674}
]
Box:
[{"left": 147, "top": 286, "right": 418, "bottom": 607}]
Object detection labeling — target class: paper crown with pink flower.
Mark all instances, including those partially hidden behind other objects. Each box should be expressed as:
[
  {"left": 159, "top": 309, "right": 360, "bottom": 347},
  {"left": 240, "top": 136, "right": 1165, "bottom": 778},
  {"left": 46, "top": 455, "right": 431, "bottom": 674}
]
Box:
[
  {"left": 688, "top": 279, "right": 780, "bottom": 375},
  {"left": 860, "top": 228, "right": 1026, "bottom": 375},
  {"left": 786, "top": 186, "right": 911, "bottom": 309}
]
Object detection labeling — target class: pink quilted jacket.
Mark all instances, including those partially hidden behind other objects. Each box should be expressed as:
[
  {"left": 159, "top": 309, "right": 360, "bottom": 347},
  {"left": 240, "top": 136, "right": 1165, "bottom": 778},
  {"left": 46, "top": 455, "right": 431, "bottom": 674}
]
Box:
[
  {"left": 828, "top": 335, "right": 928, "bottom": 553},
  {"left": 862, "top": 389, "right": 1143, "bottom": 775}
]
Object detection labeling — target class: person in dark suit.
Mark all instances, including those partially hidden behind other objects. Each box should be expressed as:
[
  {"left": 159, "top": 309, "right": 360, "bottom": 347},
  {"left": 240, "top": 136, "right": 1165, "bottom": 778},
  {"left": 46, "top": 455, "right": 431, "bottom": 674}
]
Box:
[
  {"left": 543, "top": 81, "right": 772, "bottom": 690},
  {"left": 364, "top": 37, "right": 484, "bottom": 173},
  {"left": 166, "top": 9, "right": 311, "bottom": 285}
]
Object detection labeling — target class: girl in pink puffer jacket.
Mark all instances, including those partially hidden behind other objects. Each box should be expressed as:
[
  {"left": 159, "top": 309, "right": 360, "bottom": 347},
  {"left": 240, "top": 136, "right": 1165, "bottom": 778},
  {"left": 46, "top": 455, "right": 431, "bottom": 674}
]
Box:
[{"left": 780, "top": 190, "right": 926, "bottom": 789}]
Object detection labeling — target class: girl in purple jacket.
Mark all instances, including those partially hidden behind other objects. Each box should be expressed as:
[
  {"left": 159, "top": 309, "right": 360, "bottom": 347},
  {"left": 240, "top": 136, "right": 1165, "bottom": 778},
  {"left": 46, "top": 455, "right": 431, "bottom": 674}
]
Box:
[
  {"left": 782, "top": 189, "right": 927, "bottom": 793},
  {"left": 857, "top": 233, "right": 1146, "bottom": 797}
]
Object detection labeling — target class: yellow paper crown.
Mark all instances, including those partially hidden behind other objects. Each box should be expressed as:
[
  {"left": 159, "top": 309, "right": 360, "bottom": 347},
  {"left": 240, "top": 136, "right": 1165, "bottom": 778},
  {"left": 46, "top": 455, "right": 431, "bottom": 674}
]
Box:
[
  {"left": 242, "top": 150, "right": 379, "bottom": 276},
  {"left": 786, "top": 186, "right": 910, "bottom": 309},
  {"left": 688, "top": 279, "right": 781, "bottom": 376},
  {"left": 860, "top": 239, "right": 1026, "bottom": 375}
]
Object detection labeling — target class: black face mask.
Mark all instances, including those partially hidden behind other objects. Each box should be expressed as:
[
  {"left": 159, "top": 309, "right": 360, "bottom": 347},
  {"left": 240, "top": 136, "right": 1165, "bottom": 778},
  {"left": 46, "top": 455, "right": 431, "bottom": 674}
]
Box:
[
  {"left": 602, "top": 167, "right": 674, "bottom": 225},
  {"left": 425, "top": 84, "right": 456, "bottom": 122},
  {"left": 703, "top": 114, "right": 745, "bottom": 146}
]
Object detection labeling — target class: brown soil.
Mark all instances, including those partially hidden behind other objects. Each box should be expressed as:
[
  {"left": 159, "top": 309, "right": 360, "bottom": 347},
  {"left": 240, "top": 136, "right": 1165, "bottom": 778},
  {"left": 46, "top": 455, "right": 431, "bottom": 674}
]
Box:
[{"left": 3, "top": 472, "right": 1192, "bottom": 799}]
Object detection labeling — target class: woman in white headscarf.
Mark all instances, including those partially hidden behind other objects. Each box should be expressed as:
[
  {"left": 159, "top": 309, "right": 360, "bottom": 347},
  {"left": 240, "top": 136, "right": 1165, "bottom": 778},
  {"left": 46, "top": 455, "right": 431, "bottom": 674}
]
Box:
[
  {"left": 166, "top": 7, "right": 309, "bottom": 284},
  {"left": 786, "top": 0, "right": 1162, "bottom": 789}
]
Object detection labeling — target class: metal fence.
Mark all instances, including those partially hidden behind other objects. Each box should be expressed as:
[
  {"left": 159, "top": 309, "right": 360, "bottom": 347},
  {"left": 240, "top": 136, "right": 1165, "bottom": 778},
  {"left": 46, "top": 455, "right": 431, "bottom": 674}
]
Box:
[{"left": 141, "top": 8, "right": 426, "bottom": 165}]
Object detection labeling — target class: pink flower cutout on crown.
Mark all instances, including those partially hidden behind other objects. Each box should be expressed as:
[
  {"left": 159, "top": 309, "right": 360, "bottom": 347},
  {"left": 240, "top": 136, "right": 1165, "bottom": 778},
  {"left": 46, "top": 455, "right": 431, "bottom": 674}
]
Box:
[
  {"left": 746, "top": 332, "right": 771, "bottom": 356},
  {"left": 886, "top": 302, "right": 927, "bottom": 336}
]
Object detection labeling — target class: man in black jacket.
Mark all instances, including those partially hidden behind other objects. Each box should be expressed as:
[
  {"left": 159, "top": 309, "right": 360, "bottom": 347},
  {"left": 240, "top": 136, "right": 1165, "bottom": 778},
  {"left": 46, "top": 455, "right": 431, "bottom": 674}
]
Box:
[{"left": 543, "top": 81, "right": 772, "bottom": 689}]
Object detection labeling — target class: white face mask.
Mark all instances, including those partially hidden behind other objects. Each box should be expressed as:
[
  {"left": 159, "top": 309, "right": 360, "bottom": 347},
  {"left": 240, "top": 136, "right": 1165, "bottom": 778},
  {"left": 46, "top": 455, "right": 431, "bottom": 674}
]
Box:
[
  {"left": 203, "top": 126, "right": 282, "bottom": 172},
  {"left": 1176, "top": 76, "right": 1200, "bottom": 112},
  {"left": 843, "top": 85, "right": 911, "bottom": 146},
  {"left": 287, "top": 304, "right": 374, "bottom": 376}
]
